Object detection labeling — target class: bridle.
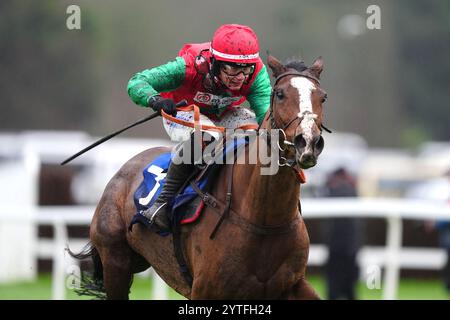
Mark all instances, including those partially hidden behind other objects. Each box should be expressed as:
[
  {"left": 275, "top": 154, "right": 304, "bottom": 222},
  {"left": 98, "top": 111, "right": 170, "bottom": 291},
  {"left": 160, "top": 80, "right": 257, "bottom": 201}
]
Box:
[{"left": 265, "top": 70, "right": 330, "bottom": 170}]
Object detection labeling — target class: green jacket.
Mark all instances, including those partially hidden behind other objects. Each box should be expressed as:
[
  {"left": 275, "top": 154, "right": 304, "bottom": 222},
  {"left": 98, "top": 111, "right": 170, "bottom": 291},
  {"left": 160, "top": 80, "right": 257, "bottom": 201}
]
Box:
[{"left": 127, "top": 45, "right": 271, "bottom": 124}]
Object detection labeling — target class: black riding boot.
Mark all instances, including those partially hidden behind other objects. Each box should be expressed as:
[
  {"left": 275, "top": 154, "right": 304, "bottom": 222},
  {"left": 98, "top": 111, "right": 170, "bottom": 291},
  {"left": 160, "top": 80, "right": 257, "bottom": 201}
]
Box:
[{"left": 140, "top": 160, "right": 193, "bottom": 232}]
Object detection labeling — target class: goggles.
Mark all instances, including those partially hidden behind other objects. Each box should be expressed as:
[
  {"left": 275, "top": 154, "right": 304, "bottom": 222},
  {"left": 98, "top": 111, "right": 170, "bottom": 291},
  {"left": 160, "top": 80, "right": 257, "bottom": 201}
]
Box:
[{"left": 220, "top": 63, "right": 255, "bottom": 76}]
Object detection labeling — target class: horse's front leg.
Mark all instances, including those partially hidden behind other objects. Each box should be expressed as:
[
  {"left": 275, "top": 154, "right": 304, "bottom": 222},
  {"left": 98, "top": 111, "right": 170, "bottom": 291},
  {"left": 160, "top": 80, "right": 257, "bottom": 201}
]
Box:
[{"left": 284, "top": 277, "right": 321, "bottom": 300}]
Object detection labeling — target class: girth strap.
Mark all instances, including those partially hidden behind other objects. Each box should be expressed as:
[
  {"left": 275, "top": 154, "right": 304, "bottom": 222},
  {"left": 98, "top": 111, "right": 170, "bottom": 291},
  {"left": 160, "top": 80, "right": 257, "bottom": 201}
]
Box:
[
  {"left": 171, "top": 167, "right": 202, "bottom": 287},
  {"left": 208, "top": 164, "right": 234, "bottom": 239},
  {"left": 172, "top": 217, "right": 193, "bottom": 286}
]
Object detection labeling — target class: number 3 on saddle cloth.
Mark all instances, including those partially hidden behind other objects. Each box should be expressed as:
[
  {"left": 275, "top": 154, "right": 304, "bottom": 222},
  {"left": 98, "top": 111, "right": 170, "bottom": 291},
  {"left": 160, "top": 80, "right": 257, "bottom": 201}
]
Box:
[{"left": 129, "top": 137, "right": 248, "bottom": 236}]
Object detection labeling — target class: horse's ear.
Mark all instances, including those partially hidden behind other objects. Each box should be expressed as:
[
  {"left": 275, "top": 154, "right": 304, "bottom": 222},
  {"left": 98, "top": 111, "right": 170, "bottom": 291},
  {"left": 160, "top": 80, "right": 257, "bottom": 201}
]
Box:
[
  {"left": 267, "top": 54, "right": 287, "bottom": 78},
  {"left": 309, "top": 56, "right": 324, "bottom": 79}
]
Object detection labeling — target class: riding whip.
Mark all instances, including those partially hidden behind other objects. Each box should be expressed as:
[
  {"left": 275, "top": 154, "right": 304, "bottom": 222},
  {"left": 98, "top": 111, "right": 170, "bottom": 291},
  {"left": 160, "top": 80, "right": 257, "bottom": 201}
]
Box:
[{"left": 60, "top": 100, "right": 187, "bottom": 165}]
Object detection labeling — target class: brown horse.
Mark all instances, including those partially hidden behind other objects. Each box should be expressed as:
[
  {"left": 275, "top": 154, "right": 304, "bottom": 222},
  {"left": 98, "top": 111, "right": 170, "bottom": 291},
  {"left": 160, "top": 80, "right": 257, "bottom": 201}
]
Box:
[{"left": 71, "top": 54, "right": 327, "bottom": 299}]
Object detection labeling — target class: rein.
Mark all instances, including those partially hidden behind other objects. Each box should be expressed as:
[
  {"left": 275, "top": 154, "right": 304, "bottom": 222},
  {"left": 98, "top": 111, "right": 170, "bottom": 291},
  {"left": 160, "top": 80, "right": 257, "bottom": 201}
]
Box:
[{"left": 161, "top": 105, "right": 259, "bottom": 132}]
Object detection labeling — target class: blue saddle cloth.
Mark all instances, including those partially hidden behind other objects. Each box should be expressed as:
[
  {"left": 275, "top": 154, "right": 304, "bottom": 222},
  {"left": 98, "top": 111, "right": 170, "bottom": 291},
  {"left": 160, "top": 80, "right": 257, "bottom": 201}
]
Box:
[
  {"left": 130, "top": 137, "right": 248, "bottom": 235},
  {"left": 132, "top": 152, "right": 208, "bottom": 221}
]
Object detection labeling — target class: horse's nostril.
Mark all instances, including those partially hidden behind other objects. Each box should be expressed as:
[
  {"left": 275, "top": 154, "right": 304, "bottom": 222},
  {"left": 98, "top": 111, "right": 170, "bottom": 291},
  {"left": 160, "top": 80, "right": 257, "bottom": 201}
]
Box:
[
  {"left": 302, "top": 153, "right": 313, "bottom": 163},
  {"left": 298, "top": 152, "right": 317, "bottom": 169},
  {"left": 294, "top": 135, "right": 306, "bottom": 151},
  {"left": 315, "top": 136, "right": 324, "bottom": 152}
]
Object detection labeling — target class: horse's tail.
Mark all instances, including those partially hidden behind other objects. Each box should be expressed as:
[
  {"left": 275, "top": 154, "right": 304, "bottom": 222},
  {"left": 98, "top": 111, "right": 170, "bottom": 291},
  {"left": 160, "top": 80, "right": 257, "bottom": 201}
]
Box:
[{"left": 67, "top": 242, "right": 106, "bottom": 299}]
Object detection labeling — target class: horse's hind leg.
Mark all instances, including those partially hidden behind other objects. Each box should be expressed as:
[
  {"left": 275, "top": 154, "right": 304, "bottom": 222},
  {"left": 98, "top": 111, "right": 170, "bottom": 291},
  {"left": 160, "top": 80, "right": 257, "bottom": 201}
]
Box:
[
  {"left": 91, "top": 202, "right": 137, "bottom": 300},
  {"left": 94, "top": 233, "right": 150, "bottom": 300},
  {"left": 96, "top": 243, "right": 134, "bottom": 300},
  {"left": 284, "top": 278, "right": 321, "bottom": 300}
]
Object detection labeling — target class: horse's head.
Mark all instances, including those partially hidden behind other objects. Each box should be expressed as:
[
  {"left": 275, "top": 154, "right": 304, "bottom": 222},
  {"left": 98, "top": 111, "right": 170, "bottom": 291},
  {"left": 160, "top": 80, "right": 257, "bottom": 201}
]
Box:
[{"left": 267, "top": 55, "right": 327, "bottom": 169}]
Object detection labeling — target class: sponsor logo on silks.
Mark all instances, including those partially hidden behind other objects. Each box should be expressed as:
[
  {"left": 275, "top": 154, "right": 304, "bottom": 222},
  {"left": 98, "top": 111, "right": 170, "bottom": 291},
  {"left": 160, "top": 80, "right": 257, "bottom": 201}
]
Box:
[{"left": 194, "top": 92, "right": 241, "bottom": 108}]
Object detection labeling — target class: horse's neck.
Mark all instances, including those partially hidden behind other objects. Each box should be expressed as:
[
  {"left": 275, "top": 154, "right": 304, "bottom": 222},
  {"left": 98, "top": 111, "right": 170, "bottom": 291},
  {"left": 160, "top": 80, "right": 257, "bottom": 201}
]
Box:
[{"left": 231, "top": 143, "right": 301, "bottom": 226}]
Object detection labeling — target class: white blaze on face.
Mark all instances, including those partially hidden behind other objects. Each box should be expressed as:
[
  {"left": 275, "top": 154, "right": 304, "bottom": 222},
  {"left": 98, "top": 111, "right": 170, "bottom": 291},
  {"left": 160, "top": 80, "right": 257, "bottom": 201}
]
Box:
[{"left": 290, "top": 77, "right": 317, "bottom": 142}]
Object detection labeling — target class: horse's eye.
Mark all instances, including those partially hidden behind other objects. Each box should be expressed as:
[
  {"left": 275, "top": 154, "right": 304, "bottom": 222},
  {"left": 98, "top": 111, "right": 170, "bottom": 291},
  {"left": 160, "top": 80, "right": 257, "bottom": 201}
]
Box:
[
  {"left": 275, "top": 90, "right": 284, "bottom": 100},
  {"left": 321, "top": 94, "right": 328, "bottom": 103}
]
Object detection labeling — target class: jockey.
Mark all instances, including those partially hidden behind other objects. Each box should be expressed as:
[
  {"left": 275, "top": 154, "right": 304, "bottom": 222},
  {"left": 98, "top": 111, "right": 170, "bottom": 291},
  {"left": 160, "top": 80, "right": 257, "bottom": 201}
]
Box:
[{"left": 127, "top": 24, "right": 271, "bottom": 232}]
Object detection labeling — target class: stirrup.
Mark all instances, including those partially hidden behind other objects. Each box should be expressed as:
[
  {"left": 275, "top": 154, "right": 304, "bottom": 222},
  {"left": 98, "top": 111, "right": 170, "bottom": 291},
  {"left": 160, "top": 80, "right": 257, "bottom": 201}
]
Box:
[{"left": 146, "top": 202, "right": 168, "bottom": 224}]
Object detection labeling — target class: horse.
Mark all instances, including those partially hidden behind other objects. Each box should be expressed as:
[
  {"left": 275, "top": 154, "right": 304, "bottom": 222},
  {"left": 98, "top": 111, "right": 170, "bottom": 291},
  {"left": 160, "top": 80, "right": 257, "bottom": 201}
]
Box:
[{"left": 70, "top": 54, "right": 327, "bottom": 299}]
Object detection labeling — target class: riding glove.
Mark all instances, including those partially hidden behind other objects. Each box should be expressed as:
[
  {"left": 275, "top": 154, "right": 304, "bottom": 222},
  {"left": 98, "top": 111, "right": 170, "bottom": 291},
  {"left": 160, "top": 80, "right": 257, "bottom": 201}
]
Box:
[{"left": 148, "top": 95, "right": 177, "bottom": 116}]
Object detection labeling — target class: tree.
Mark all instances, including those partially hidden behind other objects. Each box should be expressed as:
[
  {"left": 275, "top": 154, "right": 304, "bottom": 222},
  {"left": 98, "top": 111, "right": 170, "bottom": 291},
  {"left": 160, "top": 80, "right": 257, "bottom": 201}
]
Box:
[{"left": 0, "top": 1, "right": 98, "bottom": 131}]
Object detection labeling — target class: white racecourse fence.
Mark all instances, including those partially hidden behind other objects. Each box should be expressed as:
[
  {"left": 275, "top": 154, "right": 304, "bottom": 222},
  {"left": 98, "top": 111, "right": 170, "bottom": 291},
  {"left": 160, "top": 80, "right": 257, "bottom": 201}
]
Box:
[{"left": 1, "top": 199, "right": 450, "bottom": 300}]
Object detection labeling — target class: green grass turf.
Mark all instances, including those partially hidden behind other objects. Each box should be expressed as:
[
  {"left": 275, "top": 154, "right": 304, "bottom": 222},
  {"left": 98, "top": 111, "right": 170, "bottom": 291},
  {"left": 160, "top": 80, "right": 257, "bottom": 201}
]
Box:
[{"left": 0, "top": 273, "right": 448, "bottom": 300}]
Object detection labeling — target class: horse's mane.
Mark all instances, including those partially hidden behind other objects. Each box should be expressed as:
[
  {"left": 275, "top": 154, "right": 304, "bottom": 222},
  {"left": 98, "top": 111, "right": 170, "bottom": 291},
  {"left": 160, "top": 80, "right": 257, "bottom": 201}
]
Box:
[{"left": 285, "top": 58, "right": 308, "bottom": 72}]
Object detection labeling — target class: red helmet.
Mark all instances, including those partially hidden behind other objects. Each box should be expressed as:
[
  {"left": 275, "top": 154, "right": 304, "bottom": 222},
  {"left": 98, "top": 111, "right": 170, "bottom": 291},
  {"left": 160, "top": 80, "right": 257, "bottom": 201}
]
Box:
[{"left": 210, "top": 24, "right": 260, "bottom": 64}]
